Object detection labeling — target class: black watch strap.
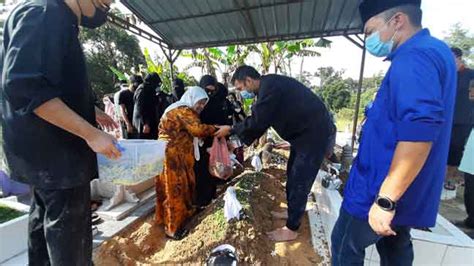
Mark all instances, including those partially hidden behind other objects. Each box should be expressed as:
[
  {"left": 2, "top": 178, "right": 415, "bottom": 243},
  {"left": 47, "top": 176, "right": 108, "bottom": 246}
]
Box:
[{"left": 375, "top": 195, "right": 397, "bottom": 212}]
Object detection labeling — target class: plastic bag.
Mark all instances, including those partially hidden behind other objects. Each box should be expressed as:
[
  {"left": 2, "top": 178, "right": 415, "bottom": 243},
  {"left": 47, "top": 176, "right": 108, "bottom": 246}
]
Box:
[
  {"left": 223, "top": 187, "right": 242, "bottom": 222},
  {"left": 209, "top": 137, "right": 233, "bottom": 180},
  {"left": 206, "top": 244, "right": 238, "bottom": 266},
  {"left": 251, "top": 154, "right": 263, "bottom": 172}
]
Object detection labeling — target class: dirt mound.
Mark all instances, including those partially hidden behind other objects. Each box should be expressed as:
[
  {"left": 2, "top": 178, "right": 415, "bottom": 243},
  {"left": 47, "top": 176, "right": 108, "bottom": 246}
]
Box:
[{"left": 94, "top": 161, "right": 320, "bottom": 265}]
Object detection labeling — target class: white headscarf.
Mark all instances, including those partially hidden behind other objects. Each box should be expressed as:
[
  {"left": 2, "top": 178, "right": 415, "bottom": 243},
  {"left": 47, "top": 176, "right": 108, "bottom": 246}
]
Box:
[
  {"left": 164, "top": 86, "right": 209, "bottom": 115},
  {"left": 162, "top": 86, "right": 209, "bottom": 161}
]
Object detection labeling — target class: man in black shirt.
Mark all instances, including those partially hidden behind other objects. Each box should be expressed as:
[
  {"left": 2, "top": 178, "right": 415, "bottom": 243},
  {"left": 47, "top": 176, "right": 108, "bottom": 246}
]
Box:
[
  {"left": 446, "top": 48, "right": 474, "bottom": 187},
  {"left": 0, "top": 0, "right": 120, "bottom": 264},
  {"left": 216, "top": 66, "right": 331, "bottom": 242},
  {"left": 117, "top": 75, "right": 142, "bottom": 139}
]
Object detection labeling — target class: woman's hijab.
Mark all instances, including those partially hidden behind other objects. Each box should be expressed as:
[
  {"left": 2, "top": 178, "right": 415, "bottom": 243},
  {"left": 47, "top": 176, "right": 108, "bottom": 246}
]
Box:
[{"left": 164, "top": 86, "right": 209, "bottom": 115}]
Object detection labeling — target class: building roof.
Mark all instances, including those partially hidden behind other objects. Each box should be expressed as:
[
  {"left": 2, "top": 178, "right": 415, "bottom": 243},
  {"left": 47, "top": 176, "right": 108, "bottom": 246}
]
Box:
[{"left": 120, "top": 0, "right": 363, "bottom": 49}]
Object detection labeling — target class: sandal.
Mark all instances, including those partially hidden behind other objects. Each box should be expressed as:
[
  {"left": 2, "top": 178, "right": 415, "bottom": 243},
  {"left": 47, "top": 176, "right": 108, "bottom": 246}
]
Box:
[{"left": 166, "top": 228, "right": 189, "bottom": 241}]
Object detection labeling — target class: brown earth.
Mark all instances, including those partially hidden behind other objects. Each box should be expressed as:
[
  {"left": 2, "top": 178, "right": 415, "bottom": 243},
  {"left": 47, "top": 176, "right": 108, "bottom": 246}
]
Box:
[{"left": 94, "top": 151, "right": 320, "bottom": 265}]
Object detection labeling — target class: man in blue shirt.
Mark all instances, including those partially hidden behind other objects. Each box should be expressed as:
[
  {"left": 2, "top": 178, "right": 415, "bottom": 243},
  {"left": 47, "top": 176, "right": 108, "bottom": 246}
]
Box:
[{"left": 331, "top": 1, "right": 456, "bottom": 265}]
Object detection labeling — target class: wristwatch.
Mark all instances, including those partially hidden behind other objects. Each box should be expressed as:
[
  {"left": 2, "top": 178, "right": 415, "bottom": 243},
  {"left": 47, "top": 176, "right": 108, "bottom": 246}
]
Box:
[{"left": 375, "top": 195, "right": 397, "bottom": 212}]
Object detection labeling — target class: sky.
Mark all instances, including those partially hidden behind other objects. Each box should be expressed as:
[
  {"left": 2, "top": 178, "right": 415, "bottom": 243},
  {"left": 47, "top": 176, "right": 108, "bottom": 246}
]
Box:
[{"left": 115, "top": 0, "right": 473, "bottom": 81}]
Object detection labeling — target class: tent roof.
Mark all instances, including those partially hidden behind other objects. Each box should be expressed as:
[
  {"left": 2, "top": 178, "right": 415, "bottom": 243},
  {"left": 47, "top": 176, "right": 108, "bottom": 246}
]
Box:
[{"left": 120, "top": 0, "right": 363, "bottom": 50}]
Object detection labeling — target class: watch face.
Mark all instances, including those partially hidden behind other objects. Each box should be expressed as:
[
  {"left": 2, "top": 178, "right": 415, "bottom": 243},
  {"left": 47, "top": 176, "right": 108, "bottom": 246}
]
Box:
[{"left": 377, "top": 198, "right": 392, "bottom": 209}]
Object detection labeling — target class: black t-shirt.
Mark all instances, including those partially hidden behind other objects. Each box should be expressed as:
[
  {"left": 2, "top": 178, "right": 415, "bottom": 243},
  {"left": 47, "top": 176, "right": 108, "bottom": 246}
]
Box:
[
  {"left": 0, "top": 0, "right": 97, "bottom": 189},
  {"left": 118, "top": 89, "right": 134, "bottom": 123},
  {"left": 453, "top": 68, "right": 474, "bottom": 125}
]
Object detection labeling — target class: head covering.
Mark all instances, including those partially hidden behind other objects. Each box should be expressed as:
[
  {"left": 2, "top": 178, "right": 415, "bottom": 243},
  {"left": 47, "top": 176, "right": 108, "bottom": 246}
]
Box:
[
  {"left": 199, "top": 75, "right": 217, "bottom": 89},
  {"left": 164, "top": 86, "right": 209, "bottom": 115},
  {"left": 451, "top": 47, "right": 463, "bottom": 58},
  {"left": 130, "top": 75, "right": 144, "bottom": 88},
  {"left": 173, "top": 78, "right": 185, "bottom": 99},
  {"left": 144, "top": 73, "right": 162, "bottom": 87},
  {"left": 163, "top": 86, "right": 210, "bottom": 161},
  {"left": 359, "top": 0, "right": 421, "bottom": 24}
]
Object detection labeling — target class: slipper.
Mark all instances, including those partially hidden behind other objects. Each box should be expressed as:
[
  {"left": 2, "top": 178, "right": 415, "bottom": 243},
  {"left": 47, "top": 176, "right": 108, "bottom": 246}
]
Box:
[
  {"left": 92, "top": 213, "right": 99, "bottom": 220},
  {"left": 92, "top": 226, "right": 99, "bottom": 236},
  {"left": 166, "top": 228, "right": 189, "bottom": 241}
]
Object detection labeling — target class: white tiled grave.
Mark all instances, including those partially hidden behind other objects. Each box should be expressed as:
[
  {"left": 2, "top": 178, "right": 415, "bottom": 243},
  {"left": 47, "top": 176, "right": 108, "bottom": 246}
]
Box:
[
  {"left": 0, "top": 197, "right": 29, "bottom": 264},
  {"left": 311, "top": 171, "right": 474, "bottom": 266}
]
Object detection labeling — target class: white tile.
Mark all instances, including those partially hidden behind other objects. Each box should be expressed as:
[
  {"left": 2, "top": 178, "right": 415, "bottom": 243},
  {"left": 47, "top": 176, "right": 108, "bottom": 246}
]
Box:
[
  {"left": 441, "top": 246, "right": 474, "bottom": 266},
  {"left": 412, "top": 240, "right": 447, "bottom": 265},
  {"left": 365, "top": 245, "right": 373, "bottom": 261},
  {"left": 0, "top": 251, "right": 28, "bottom": 266},
  {"left": 371, "top": 245, "right": 380, "bottom": 263}
]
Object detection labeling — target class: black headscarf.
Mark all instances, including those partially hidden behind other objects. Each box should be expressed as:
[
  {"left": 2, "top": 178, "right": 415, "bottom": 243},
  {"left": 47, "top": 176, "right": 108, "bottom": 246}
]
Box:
[
  {"left": 173, "top": 78, "right": 185, "bottom": 100},
  {"left": 199, "top": 75, "right": 217, "bottom": 89}
]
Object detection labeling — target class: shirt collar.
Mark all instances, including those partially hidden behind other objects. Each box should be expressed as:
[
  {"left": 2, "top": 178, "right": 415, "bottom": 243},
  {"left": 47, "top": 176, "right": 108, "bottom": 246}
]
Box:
[{"left": 385, "top": 28, "right": 431, "bottom": 61}]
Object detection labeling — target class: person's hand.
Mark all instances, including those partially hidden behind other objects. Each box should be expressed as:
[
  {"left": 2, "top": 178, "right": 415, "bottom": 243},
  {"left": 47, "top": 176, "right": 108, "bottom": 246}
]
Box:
[
  {"left": 143, "top": 124, "right": 151, "bottom": 134},
  {"left": 126, "top": 123, "right": 134, "bottom": 134},
  {"left": 368, "top": 203, "right": 396, "bottom": 236},
  {"left": 95, "top": 108, "right": 118, "bottom": 132},
  {"left": 86, "top": 129, "right": 122, "bottom": 160},
  {"left": 214, "top": 125, "right": 232, "bottom": 138}
]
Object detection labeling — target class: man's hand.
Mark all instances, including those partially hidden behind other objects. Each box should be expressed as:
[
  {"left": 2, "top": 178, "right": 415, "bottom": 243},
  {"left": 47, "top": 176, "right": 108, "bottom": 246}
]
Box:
[
  {"left": 86, "top": 129, "right": 121, "bottom": 160},
  {"left": 143, "top": 124, "right": 151, "bottom": 134},
  {"left": 368, "top": 203, "right": 396, "bottom": 236},
  {"left": 95, "top": 107, "right": 118, "bottom": 132},
  {"left": 214, "top": 125, "right": 232, "bottom": 138}
]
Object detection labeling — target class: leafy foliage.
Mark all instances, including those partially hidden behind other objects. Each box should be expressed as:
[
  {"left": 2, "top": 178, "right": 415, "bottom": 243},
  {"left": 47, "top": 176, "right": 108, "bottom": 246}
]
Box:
[
  {"left": 444, "top": 23, "right": 474, "bottom": 67},
  {"left": 80, "top": 10, "right": 145, "bottom": 98}
]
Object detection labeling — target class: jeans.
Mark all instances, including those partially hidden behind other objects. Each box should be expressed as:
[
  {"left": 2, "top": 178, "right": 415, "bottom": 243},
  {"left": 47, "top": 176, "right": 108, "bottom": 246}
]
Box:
[
  {"left": 331, "top": 208, "right": 414, "bottom": 266},
  {"left": 28, "top": 184, "right": 92, "bottom": 266},
  {"left": 286, "top": 146, "right": 325, "bottom": 231}
]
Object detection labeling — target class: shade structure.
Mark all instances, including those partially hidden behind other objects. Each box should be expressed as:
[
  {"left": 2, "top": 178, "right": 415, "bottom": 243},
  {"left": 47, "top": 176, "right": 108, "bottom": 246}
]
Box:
[{"left": 120, "top": 0, "right": 363, "bottom": 50}]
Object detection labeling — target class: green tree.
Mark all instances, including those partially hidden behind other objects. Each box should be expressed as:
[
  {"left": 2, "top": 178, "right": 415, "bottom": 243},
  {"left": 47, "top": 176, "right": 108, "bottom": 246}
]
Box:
[
  {"left": 80, "top": 11, "right": 145, "bottom": 98},
  {"left": 444, "top": 23, "right": 474, "bottom": 67},
  {"left": 142, "top": 48, "right": 197, "bottom": 93},
  {"left": 321, "top": 80, "right": 351, "bottom": 112}
]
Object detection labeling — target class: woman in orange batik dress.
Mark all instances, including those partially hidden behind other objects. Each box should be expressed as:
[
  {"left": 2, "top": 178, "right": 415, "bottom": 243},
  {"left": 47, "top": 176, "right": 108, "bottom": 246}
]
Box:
[{"left": 156, "top": 86, "right": 217, "bottom": 240}]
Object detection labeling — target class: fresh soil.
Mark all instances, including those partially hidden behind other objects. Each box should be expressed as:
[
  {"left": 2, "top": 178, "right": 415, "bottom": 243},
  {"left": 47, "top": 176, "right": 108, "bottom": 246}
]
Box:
[{"left": 94, "top": 151, "right": 320, "bottom": 265}]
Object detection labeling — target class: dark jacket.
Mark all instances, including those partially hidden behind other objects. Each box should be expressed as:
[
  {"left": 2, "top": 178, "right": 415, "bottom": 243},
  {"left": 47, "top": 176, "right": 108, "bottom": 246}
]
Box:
[
  {"left": 453, "top": 68, "right": 474, "bottom": 125},
  {"left": 133, "top": 73, "right": 160, "bottom": 138},
  {"left": 233, "top": 75, "right": 331, "bottom": 151},
  {"left": 200, "top": 83, "right": 233, "bottom": 126}
]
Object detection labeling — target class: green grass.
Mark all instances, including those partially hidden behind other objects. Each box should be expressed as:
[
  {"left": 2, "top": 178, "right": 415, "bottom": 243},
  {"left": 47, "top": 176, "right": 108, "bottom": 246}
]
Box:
[{"left": 0, "top": 204, "right": 24, "bottom": 224}]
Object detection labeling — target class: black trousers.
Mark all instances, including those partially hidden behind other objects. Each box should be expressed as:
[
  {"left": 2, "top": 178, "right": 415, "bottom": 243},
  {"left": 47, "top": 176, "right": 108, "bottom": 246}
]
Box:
[
  {"left": 28, "top": 184, "right": 92, "bottom": 266},
  {"left": 286, "top": 145, "right": 325, "bottom": 231},
  {"left": 465, "top": 173, "right": 474, "bottom": 227}
]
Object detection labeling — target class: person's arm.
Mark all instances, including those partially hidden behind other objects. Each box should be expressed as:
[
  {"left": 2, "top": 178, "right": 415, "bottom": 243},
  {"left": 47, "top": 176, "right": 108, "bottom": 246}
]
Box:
[
  {"left": 216, "top": 83, "right": 281, "bottom": 144},
  {"left": 119, "top": 104, "right": 133, "bottom": 132},
  {"left": 178, "top": 108, "right": 216, "bottom": 138},
  {"left": 35, "top": 99, "right": 121, "bottom": 159},
  {"left": 369, "top": 50, "right": 446, "bottom": 236}
]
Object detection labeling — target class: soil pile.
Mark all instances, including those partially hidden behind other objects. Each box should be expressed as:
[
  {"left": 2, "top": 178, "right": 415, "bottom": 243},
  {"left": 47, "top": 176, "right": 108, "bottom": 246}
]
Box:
[{"left": 94, "top": 152, "right": 320, "bottom": 265}]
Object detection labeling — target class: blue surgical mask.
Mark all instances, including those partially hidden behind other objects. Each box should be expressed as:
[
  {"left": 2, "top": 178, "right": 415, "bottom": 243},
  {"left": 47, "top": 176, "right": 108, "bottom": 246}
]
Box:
[
  {"left": 365, "top": 31, "right": 394, "bottom": 57},
  {"left": 240, "top": 91, "right": 255, "bottom": 99},
  {"left": 365, "top": 18, "right": 398, "bottom": 58}
]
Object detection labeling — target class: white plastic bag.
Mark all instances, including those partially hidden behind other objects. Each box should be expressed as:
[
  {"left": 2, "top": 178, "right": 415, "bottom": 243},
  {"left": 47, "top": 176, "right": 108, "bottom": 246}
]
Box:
[
  {"left": 251, "top": 154, "right": 263, "bottom": 172},
  {"left": 223, "top": 187, "right": 242, "bottom": 222}
]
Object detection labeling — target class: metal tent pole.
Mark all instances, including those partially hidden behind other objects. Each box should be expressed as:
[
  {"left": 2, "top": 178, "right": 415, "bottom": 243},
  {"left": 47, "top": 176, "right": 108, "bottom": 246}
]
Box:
[{"left": 351, "top": 38, "right": 366, "bottom": 150}]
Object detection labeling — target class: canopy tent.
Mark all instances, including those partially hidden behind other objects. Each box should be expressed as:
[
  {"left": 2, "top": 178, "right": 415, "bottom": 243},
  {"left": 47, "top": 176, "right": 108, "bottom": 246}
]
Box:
[
  {"left": 119, "top": 0, "right": 363, "bottom": 49},
  {"left": 113, "top": 0, "right": 368, "bottom": 149}
]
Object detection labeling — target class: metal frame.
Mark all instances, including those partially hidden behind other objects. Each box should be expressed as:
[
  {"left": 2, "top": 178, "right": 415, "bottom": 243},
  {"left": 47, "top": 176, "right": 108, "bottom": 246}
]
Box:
[{"left": 343, "top": 34, "right": 367, "bottom": 150}]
